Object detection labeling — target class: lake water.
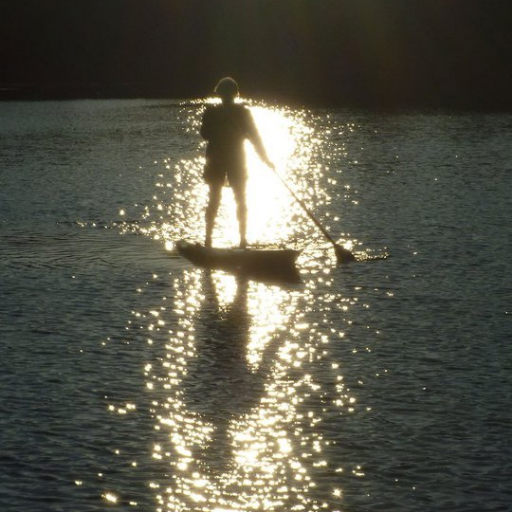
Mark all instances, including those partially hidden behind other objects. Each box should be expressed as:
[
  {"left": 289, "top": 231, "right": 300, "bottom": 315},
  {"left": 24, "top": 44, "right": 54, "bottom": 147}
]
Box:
[{"left": 1, "top": 100, "right": 511, "bottom": 512}]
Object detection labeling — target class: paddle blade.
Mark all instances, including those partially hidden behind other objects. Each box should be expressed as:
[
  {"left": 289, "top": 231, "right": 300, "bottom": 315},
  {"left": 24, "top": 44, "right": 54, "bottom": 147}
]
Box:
[{"left": 335, "top": 245, "right": 356, "bottom": 263}]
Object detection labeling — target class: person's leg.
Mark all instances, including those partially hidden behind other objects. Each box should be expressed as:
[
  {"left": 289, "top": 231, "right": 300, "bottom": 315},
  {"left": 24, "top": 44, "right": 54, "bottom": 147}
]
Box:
[
  {"left": 232, "top": 183, "right": 248, "bottom": 248},
  {"left": 205, "top": 184, "right": 222, "bottom": 247}
]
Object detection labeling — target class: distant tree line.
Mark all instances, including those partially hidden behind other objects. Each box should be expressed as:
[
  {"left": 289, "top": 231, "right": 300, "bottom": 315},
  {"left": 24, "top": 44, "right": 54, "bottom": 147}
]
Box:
[{"left": 2, "top": 0, "right": 512, "bottom": 109}]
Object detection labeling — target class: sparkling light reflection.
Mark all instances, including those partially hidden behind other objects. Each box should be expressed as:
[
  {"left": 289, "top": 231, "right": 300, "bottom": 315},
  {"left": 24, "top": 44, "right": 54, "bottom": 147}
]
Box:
[
  {"left": 197, "top": 103, "right": 313, "bottom": 248},
  {"left": 140, "top": 103, "right": 353, "bottom": 511},
  {"left": 135, "top": 268, "right": 351, "bottom": 512},
  {"left": 102, "top": 100, "right": 386, "bottom": 511}
]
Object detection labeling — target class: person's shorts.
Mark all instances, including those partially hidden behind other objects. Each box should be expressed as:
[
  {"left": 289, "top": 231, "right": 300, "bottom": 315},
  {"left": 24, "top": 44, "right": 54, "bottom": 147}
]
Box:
[{"left": 204, "top": 162, "right": 246, "bottom": 190}]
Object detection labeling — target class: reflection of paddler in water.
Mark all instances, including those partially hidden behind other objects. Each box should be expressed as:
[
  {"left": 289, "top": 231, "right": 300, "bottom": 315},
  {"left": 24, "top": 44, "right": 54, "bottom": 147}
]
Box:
[
  {"left": 201, "top": 77, "right": 274, "bottom": 248},
  {"left": 184, "top": 272, "right": 280, "bottom": 473}
]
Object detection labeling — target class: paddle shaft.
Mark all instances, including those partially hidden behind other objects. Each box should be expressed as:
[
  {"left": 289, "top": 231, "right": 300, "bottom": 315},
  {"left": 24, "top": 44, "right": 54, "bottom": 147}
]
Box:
[{"left": 272, "top": 168, "right": 340, "bottom": 249}]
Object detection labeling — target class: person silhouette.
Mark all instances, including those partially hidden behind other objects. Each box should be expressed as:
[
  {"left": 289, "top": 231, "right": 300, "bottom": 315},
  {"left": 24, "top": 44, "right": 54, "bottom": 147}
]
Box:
[{"left": 200, "top": 77, "right": 273, "bottom": 248}]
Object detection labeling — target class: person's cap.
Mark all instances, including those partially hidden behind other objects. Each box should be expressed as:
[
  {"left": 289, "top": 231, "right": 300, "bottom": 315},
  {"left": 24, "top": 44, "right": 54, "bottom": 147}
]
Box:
[{"left": 214, "top": 77, "right": 239, "bottom": 98}]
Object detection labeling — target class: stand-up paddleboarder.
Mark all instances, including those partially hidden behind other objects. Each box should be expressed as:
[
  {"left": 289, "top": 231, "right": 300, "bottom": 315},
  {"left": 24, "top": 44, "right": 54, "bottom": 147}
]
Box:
[{"left": 200, "top": 77, "right": 273, "bottom": 248}]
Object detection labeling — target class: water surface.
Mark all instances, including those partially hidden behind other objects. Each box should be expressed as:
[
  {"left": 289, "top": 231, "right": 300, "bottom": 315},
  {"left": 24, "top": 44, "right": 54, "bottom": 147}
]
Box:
[{"left": 1, "top": 100, "right": 511, "bottom": 512}]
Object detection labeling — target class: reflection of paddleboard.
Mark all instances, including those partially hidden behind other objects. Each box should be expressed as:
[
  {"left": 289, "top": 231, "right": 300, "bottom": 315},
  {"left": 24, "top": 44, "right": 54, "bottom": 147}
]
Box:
[{"left": 175, "top": 240, "right": 301, "bottom": 282}]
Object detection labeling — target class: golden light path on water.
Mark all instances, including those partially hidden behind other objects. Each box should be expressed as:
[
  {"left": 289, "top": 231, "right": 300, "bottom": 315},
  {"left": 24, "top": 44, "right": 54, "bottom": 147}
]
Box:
[
  {"left": 107, "top": 101, "right": 361, "bottom": 511},
  {"left": 133, "top": 268, "right": 351, "bottom": 512},
  {"left": 242, "top": 104, "right": 314, "bottom": 247},
  {"left": 155, "top": 273, "right": 294, "bottom": 511}
]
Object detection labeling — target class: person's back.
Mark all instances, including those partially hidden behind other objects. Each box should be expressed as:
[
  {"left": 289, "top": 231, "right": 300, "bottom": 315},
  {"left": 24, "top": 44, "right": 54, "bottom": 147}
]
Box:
[
  {"left": 201, "top": 103, "right": 251, "bottom": 148},
  {"left": 201, "top": 102, "right": 266, "bottom": 187},
  {"left": 201, "top": 103, "right": 250, "bottom": 181}
]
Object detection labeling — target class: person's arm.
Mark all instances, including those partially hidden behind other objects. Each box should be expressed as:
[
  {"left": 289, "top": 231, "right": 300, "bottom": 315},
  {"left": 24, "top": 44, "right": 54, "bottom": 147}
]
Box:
[
  {"left": 245, "top": 109, "right": 273, "bottom": 167},
  {"left": 200, "top": 106, "right": 213, "bottom": 140}
]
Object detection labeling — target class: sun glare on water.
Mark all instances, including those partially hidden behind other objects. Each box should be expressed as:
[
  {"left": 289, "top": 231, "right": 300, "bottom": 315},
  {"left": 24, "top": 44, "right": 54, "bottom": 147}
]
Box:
[
  {"left": 209, "top": 103, "right": 313, "bottom": 248},
  {"left": 130, "top": 268, "right": 338, "bottom": 512},
  {"left": 107, "top": 100, "right": 357, "bottom": 511}
]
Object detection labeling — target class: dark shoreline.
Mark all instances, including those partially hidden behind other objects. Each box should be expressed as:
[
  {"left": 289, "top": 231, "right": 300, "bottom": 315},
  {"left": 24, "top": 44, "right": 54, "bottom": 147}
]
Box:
[
  {"left": 4, "top": 1, "right": 512, "bottom": 112},
  {"left": 2, "top": 85, "right": 512, "bottom": 113}
]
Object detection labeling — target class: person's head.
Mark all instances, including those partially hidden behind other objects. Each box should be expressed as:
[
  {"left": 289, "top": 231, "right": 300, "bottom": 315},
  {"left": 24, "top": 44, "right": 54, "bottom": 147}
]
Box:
[{"left": 214, "top": 77, "right": 239, "bottom": 102}]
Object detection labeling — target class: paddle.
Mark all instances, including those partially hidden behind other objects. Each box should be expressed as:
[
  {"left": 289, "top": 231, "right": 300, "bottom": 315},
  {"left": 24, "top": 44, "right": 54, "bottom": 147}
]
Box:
[{"left": 271, "top": 166, "right": 356, "bottom": 263}]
